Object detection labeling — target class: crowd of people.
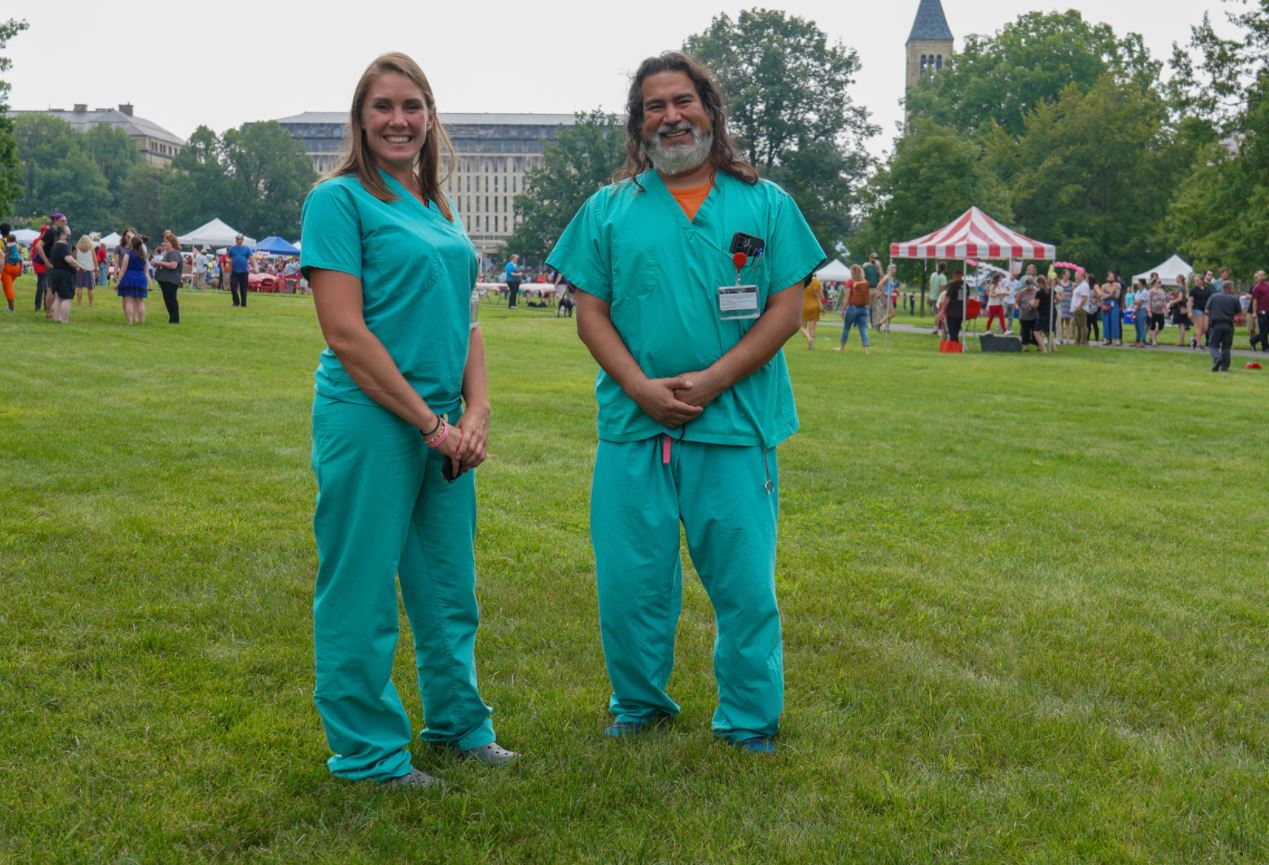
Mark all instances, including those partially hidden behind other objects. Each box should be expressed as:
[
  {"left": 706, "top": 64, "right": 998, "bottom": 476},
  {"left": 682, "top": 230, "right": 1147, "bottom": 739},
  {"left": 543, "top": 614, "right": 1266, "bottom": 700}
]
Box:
[
  {"left": 792, "top": 254, "right": 1266, "bottom": 370},
  {"left": 0, "top": 220, "right": 307, "bottom": 326}
]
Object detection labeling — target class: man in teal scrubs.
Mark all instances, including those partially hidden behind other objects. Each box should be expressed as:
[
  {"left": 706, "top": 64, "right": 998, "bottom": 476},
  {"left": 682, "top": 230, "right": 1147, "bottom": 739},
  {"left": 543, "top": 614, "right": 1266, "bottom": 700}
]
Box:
[{"left": 547, "top": 51, "right": 824, "bottom": 754}]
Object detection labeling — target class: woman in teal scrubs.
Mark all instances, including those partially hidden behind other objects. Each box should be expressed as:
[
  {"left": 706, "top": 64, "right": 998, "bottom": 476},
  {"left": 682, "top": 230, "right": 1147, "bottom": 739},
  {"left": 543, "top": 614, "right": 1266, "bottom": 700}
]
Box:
[{"left": 300, "top": 52, "right": 513, "bottom": 788}]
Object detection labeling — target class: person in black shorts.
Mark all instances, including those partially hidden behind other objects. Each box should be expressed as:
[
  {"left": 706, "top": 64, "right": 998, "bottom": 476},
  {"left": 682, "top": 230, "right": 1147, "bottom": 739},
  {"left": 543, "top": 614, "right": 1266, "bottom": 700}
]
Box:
[{"left": 1032, "top": 276, "right": 1053, "bottom": 354}]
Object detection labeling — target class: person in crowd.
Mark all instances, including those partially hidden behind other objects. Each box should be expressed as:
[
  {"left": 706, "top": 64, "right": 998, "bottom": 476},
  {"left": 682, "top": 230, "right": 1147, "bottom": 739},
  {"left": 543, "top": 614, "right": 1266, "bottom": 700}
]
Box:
[
  {"left": 94, "top": 237, "right": 108, "bottom": 287},
  {"left": 1055, "top": 269, "right": 1073, "bottom": 344},
  {"left": 835, "top": 263, "right": 871, "bottom": 354},
  {"left": 114, "top": 228, "right": 141, "bottom": 313},
  {"left": 227, "top": 234, "right": 253, "bottom": 307},
  {"left": 984, "top": 273, "right": 1008, "bottom": 333},
  {"left": 504, "top": 253, "right": 524, "bottom": 309},
  {"left": 1206, "top": 280, "right": 1242, "bottom": 371},
  {"left": 1168, "top": 280, "right": 1191, "bottom": 347},
  {"left": 1, "top": 223, "right": 18, "bottom": 313},
  {"left": 74, "top": 235, "right": 96, "bottom": 307},
  {"left": 1186, "top": 272, "right": 1211, "bottom": 350},
  {"left": 940, "top": 269, "right": 966, "bottom": 344},
  {"left": 154, "top": 230, "right": 184, "bottom": 324},
  {"left": 876, "top": 263, "right": 899, "bottom": 332},
  {"left": 800, "top": 274, "right": 822, "bottom": 348},
  {"left": 927, "top": 262, "right": 947, "bottom": 319},
  {"left": 1130, "top": 278, "right": 1150, "bottom": 347},
  {"left": 1071, "top": 270, "right": 1092, "bottom": 345},
  {"left": 48, "top": 224, "right": 90, "bottom": 324},
  {"left": 1250, "top": 270, "right": 1269, "bottom": 352},
  {"left": 863, "top": 253, "right": 883, "bottom": 328},
  {"left": 193, "top": 247, "right": 207, "bottom": 290},
  {"left": 300, "top": 52, "right": 512, "bottom": 789},
  {"left": 547, "top": 50, "right": 824, "bottom": 755},
  {"left": 1146, "top": 277, "right": 1168, "bottom": 347},
  {"left": 1032, "top": 275, "right": 1053, "bottom": 354},
  {"left": 1085, "top": 276, "right": 1100, "bottom": 343},
  {"left": 37, "top": 214, "right": 68, "bottom": 318},
  {"left": 115, "top": 234, "right": 150, "bottom": 325},
  {"left": 1100, "top": 270, "right": 1124, "bottom": 345},
  {"left": 1016, "top": 275, "right": 1038, "bottom": 350}
]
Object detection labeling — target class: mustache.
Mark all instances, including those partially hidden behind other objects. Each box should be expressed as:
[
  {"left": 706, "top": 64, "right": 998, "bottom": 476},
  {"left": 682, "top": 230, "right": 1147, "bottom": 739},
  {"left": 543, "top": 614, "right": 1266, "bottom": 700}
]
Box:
[{"left": 655, "top": 121, "right": 695, "bottom": 137}]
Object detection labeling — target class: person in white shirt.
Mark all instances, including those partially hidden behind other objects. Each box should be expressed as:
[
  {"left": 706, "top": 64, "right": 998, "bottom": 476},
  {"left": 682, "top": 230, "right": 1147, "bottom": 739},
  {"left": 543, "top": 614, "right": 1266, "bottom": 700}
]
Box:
[
  {"left": 193, "top": 249, "right": 207, "bottom": 290},
  {"left": 1070, "top": 275, "right": 1092, "bottom": 345}
]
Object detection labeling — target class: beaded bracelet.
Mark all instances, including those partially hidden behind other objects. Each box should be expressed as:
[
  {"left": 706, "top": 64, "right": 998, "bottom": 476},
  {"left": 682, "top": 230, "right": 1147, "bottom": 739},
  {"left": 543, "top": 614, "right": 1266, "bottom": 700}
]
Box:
[{"left": 424, "top": 420, "right": 450, "bottom": 449}]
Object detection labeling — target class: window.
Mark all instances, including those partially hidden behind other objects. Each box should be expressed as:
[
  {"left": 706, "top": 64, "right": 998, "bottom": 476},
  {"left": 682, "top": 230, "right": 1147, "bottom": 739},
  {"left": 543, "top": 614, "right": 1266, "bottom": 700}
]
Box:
[{"left": 935, "top": 54, "right": 943, "bottom": 71}]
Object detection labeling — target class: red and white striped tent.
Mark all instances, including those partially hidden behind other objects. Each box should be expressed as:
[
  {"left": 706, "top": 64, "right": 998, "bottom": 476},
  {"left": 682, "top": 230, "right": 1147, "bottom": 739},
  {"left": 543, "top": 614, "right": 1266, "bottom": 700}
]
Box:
[{"left": 889, "top": 207, "right": 1055, "bottom": 261}]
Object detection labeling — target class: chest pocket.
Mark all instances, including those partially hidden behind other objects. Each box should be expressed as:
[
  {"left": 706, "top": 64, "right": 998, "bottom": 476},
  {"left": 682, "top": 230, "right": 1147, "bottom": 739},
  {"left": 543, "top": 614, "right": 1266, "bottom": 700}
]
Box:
[{"left": 609, "top": 237, "right": 661, "bottom": 302}]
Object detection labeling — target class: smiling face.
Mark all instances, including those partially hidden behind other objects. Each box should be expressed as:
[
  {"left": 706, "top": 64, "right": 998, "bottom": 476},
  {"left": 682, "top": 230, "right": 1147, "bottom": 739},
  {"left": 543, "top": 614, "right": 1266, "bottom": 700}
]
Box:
[
  {"left": 361, "top": 71, "right": 432, "bottom": 174},
  {"left": 640, "top": 70, "right": 713, "bottom": 177}
]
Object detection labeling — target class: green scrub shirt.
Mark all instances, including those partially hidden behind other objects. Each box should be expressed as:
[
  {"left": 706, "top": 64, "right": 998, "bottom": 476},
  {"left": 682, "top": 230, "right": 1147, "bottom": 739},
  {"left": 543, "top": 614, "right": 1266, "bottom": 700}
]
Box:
[
  {"left": 547, "top": 170, "right": 824, "bottom": 448},
  {"left": 300, "top": 170, "right": 478, "bottom": 414}
]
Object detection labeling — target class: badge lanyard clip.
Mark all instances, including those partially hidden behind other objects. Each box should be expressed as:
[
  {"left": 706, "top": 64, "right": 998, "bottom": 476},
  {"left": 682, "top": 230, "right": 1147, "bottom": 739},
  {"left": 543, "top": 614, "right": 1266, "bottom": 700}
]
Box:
[{"left": 732, "top": 251, "right": 748, "bottom": 285}]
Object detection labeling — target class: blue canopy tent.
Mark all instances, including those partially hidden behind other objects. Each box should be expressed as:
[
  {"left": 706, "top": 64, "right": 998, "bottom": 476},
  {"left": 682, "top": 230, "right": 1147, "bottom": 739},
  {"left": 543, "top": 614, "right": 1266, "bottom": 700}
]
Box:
[{"left": 255, "top": 235, "right": 301, "bottom": 256}]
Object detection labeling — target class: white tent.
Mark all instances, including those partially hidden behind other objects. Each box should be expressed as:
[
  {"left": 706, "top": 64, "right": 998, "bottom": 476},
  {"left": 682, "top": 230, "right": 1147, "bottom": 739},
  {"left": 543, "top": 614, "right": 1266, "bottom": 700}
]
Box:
[
  {"left": 177, "top": 218, "right": 256, "bottom": 248},
  {"left": 815, "top": 259, "right": 852, "bottom": 281},
  {"left": 98, "top": 232, "right": 121, "bottom": 248},
  {"left": 1133, "top": 254, "right": 1192, "bottom": 285},
  {"left": 12, "top": 228, "right": 40, "bottom": 245}
]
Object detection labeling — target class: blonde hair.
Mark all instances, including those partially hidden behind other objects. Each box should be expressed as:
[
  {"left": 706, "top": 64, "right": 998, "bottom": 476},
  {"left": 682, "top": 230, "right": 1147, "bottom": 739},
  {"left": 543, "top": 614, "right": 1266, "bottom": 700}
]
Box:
[
  {"left": 163, "top": 229, "right": 179, "bottom": 249},
  {"left": 850, "top": 263, "right": 865, "bottom": 281},
  {"left": 329, "top": 52, "right": 454, "bottom": 221},
  {"left": 76, "top": 235, "right": 93, "bottom": 252}
]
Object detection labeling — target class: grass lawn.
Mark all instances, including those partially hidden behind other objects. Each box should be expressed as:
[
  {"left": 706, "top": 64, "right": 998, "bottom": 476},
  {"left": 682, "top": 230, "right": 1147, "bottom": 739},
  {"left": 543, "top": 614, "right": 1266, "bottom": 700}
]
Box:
[{"left": 2, "top": 278, "right": 1265, "bottom": 864}]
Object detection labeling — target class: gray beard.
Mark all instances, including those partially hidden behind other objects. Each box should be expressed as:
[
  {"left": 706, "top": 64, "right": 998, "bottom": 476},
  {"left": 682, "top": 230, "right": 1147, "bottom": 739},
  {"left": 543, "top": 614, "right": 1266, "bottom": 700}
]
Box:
[{"left": 643, "top": 127, "right": 714, "bottom": 176}]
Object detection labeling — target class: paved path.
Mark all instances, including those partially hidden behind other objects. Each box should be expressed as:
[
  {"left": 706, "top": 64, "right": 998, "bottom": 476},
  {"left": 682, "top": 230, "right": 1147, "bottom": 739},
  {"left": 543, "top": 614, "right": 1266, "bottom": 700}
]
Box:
[{"left": 820, "top": 321, "right": 1265, "bottom": 360}]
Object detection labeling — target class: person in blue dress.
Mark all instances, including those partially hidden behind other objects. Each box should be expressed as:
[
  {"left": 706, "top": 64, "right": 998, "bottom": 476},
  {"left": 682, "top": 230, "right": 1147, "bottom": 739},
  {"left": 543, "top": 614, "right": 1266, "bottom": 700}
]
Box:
[
  {"left": 115, "top": 233, "right": 150, "bottom": 325},
  {"left": 300, "top": 52, "right": 514, "bottom": 789}
]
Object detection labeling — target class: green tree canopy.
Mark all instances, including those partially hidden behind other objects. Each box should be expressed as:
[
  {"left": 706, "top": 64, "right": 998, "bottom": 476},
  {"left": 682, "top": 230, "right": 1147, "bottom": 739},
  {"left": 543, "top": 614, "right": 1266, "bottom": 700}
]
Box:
[
  {"left": 1167, "top": 0, "right": 1268, "bottom": 130},
  {"left": 905, "top": 10, "right": 1160, "bottom": 140},
  {"left": 683, "top": 8, "right": 876, "bottom": 251},
  {"left": 850, "top": 119, "right": 1010, "bottom": 280},
  {"left": 503, "top": 110, "right": 624, "bottom": 263},
  {"left": 115, "top": 162, "right": 169, "bottom": 240},
  {"left": 0, "top": 17, "right": 30, "bottom": 219},
  {"left": 994, "top": 75, "right": 1177, "bottom": 277},
  {"left": 12, "top": 114, "right": 112, "bottom": 230},
  {"left": 82, "top": 123, "right": 140, "bottom": 212},
  {"left": 166, "top": 122, "right": 314, "bottom": 240}
]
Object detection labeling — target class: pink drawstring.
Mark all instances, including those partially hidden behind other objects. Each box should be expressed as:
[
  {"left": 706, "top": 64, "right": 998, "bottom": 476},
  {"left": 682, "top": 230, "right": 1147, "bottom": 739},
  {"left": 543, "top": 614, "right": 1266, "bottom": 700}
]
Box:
[{"left": 662, "top": 434, "right": 671, "bottom": 465}]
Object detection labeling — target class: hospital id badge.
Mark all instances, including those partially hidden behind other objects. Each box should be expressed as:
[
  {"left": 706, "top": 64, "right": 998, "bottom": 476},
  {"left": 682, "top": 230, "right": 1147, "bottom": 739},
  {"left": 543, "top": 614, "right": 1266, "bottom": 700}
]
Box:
[{"left": 718, "top": 284, "right": 760, "bottom": 320}]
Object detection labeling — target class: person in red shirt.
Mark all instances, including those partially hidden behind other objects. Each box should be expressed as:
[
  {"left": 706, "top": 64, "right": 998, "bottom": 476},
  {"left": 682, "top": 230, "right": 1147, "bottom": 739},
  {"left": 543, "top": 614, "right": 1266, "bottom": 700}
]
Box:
[
  {"left": 1251, "top": 270, "right": 1269, "bottom": 352},
  {"left": 31, "top": 224, "right": 49, "bottom": 312}
]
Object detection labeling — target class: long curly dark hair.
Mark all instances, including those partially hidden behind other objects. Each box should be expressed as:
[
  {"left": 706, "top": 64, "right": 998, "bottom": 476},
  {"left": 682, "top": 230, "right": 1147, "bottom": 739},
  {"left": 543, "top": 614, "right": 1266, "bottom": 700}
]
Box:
[{"left": 615, "top": 51, "right": 758, "bottom": 188}]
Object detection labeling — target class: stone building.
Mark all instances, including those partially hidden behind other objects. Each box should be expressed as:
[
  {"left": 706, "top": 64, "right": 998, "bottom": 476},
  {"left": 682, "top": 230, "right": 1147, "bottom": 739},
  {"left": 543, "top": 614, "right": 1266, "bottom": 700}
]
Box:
[
  {"left": 905, "top": 0, "right": 955, "bottom": 125},
  {"left": 8, "top": 104, "right": 186, "bottom": 166},
  {"left": 276, "top": 111, "right": 575, "bottom": 259}
]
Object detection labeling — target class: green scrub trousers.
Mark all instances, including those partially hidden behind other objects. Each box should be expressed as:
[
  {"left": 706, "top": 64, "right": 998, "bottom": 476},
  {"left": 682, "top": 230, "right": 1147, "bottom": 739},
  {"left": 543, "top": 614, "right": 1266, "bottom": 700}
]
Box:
[
  {"left": 311, "top": 395, "right": 495, "bottom": 781},
  {"left": 592, "top": 437, "right": 784, "bottom": 742}
]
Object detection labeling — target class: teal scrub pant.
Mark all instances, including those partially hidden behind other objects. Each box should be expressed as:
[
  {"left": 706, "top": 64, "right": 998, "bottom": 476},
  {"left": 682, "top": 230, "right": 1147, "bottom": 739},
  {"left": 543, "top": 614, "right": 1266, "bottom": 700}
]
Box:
[
  {"left": 311, "top": 395, "right": 495, "bottom": 781},
  {"left": 591, "top": 437, "right": 784, "bottom": 742}
]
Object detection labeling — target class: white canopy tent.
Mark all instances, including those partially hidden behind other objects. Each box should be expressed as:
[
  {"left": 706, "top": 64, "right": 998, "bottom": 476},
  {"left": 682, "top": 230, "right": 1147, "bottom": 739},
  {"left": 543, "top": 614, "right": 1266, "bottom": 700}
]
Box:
[
  {"left": 815, "top": 259, "right": 852, "bottom": 282},
  {"left": 98, "top": 232, "right": 121, "bottom": 248},
  {"left": 177, "top": 218, "right": 256, "bottom": 248},
  {"left": 1133, "top": 254, "right": 1192, "bottom": 285},
  {"left": 12, "top": 228, "right": 40, "bottom": 245}
]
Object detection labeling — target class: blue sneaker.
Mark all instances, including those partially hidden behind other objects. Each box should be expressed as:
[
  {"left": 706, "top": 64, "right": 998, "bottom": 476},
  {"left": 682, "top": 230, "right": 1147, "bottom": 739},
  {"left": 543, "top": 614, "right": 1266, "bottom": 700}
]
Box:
[
  {"left": 603, "top": 715, "right": 670, "bottom": 738},
  {"left": 733, "top": 736, "right": 776, "bottom": 754}
]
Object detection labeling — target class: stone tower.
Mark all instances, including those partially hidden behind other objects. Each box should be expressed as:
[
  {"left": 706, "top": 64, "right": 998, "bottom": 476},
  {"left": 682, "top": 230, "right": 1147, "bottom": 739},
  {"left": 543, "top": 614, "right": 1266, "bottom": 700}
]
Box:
[{"left": 905, "top": 0, "right": 954, "bottom": 92}]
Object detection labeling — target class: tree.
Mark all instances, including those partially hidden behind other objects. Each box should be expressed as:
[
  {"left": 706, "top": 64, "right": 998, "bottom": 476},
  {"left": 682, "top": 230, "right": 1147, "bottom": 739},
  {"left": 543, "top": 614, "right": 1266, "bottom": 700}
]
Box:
[
  {"left": 0, "top": 17, "right": 29, "bottom": 219},
  {"left": 684, "top": 8, "right": 876, "bottom": 251},
  {"left": 220, "top": 121, "right": 315, "bottom": 239},
  {"left": 997, "top": 76, "right": 1178, "bottom": 277},
  {"left": 165, "top": 122, "right": 314, "bottom": 239},
  {"left": 1167, "top": 0, "right": 1268, "bottom": 129},
  {"left": 115, "top": 162, "right": 169, "bottom": 239},
  {"left": 850, "top": 120, "right": 1011, "bottom": 279},
  {"left": 503, "top": 110, "right": 624, "bottom": 262},
  {"left": 906, "top": 10, "right": 1161, "bottom": 140},
  {"left": 12, "top": 114, "right": 112, "bottom": 229},
  {"left": 82, "top": 123, "right": 139, "bottom": 212}
]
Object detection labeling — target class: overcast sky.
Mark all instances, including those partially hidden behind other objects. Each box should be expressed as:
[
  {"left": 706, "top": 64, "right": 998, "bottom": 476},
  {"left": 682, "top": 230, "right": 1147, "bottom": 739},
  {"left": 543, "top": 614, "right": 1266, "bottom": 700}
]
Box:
[{"left": 6, "top": 0, "right": 1230, "bottom": 159}]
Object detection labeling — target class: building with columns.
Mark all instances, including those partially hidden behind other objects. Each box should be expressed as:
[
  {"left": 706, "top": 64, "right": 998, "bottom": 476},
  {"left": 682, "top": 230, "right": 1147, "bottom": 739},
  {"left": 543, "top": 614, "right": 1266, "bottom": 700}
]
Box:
[
  {"left": 905, "top": 0, "right": 955, "bottom": 125},
  {"left": 276, "top": 112, "right": 575, "bottom": 260}
]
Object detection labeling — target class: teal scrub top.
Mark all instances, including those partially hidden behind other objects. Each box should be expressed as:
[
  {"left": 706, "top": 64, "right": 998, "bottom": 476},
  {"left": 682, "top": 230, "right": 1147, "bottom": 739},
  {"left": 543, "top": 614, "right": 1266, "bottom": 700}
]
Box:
[
  {"left": 300, "top": 170, "right": 478, "bottom": 414},
  {"left": 547, "top": 170, "right": 824, "bottom": 448}
]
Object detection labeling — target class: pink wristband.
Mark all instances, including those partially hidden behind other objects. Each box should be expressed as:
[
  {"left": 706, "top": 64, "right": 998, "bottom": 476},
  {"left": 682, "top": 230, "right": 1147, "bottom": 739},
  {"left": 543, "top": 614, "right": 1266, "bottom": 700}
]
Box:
[{"left": 425, "top": 420, "right": 449, "bottom": 449}]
